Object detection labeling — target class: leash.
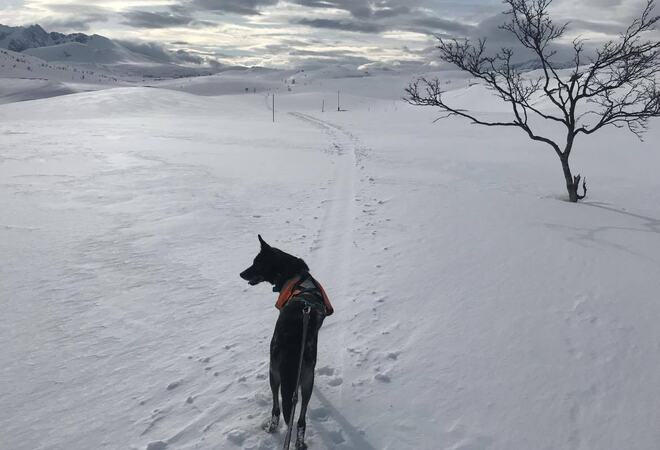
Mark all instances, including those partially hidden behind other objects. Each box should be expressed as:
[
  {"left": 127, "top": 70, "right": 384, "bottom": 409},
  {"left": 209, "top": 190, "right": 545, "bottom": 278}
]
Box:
[{"left": 282, "top": 304, "right": 312, "bottom": 450}]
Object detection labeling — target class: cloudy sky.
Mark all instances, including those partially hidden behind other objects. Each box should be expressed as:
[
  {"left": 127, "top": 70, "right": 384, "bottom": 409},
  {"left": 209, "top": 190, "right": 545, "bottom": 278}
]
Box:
[{"left": 0, "top": 0, "right": 654, "bottom": 68}]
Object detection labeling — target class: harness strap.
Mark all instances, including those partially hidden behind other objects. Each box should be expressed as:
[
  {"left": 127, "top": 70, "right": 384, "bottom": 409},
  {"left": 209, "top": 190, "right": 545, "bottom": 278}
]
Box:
[
  {"left": 288, "top": 295, "right": 325, "bottom": 313},
  {"left": 276, "top": 273, "right": 334, "bottom": 315}
]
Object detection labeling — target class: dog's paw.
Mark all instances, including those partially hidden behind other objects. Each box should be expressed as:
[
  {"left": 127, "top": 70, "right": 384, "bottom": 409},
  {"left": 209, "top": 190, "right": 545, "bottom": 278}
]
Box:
[
  {"left": 295, "top": 426, "right": 307, "bottom": 449},
  {"left": 263, "top": 415, "right": 280, "bottom": 433}
]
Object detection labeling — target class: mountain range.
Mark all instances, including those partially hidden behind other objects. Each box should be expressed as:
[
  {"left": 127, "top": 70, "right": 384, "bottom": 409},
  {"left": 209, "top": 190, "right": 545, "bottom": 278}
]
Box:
[{"left": 0, "top": 23, "right": 229, "bottom": 79}]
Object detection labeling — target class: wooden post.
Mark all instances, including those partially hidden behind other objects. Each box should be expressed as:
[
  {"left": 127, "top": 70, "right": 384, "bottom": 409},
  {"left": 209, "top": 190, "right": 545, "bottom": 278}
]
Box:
[
  {"left": 322, "top": 99, "right": 325, "bottom": 113},
  {"left": 272, "top": 93, "right": 275, "bottom": 123},
  {"left": 337, "top": 90, "right": 340, "bottom": 111}
]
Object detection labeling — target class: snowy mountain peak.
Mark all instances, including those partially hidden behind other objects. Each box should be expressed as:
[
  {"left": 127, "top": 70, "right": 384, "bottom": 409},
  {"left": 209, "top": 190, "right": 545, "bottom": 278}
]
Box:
[
  {"left": 0, "top": 23, "right": 52, "bottom": 52},
  {"left": 0, "top": 24, "right": 115, "bottom": 54}
]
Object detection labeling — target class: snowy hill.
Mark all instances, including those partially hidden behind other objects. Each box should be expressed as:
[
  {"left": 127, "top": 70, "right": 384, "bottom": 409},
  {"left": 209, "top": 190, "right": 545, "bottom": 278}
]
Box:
[
  {"left": 0, "top": 48, "right": 121, "bottom": 104},
  {"left": 1, "top": 73, "right": 660, "bottom": 450},
  {"left": 23, "top": 35, "right": 147, "bottom": 65},
  {"left": 0, "top": 48, "right": 120, "bottom": 82}
]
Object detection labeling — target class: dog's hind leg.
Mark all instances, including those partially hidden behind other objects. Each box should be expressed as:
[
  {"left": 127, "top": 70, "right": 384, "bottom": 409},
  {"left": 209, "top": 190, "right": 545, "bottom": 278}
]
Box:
[
  {"left": 295, "top": 366, "right": 315, "bottom": 449},
  {"left": 265, "top": 364, "right": 281, "bottom": 433},
  {"left": 280, "top": 373, "right": 295, "bottom": 428}
]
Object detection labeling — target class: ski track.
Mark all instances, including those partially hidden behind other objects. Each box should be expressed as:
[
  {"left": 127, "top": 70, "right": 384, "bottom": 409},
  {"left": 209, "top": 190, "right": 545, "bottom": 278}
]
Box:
[{"left": 287, "top": 111, "right": 367, "bottom": 450}]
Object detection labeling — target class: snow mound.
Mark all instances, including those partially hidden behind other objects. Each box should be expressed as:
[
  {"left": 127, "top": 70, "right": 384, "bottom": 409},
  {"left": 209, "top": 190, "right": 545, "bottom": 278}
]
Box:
[
  {"left": 153, "top": 72, "right": 282, "bottom": 96},
  {"left": 0, "top": 78, "right": 76, "bottom": 104}
]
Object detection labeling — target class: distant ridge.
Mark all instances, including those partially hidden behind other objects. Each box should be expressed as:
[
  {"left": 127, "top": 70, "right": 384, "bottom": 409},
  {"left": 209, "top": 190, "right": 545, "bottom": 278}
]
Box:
[{"left": 0, "top": 24, "right": 93, "bottom": 52}]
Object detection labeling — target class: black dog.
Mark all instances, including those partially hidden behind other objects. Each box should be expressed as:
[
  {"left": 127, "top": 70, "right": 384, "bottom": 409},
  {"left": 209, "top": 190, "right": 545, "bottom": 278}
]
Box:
[{"left": 240, "top": 235, "right": 333, "bottom": 449}]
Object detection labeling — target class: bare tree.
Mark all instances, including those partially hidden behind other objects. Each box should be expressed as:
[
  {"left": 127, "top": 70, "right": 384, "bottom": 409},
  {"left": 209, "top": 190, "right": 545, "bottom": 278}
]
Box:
[{"left": 406, "top": 0, "right": 660, "bottom": 202}]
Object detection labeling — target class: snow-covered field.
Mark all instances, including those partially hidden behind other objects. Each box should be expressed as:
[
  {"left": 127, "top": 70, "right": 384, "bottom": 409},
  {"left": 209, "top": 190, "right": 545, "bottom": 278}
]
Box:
[{"left": 1, "top": 71, "right": 660, "bottom": 450}]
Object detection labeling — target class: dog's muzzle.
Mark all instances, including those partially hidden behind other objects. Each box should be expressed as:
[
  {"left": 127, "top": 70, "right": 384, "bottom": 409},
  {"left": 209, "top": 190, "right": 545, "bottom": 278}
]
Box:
[{"left": 240, "top": 269, "right": 263, "bottom": 285}]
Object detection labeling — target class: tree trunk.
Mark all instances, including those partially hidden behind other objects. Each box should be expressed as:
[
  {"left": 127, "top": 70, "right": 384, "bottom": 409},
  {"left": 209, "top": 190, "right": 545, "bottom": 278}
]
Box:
[{"left": 560, "top": 155, "right": 580, "bottom": 203}]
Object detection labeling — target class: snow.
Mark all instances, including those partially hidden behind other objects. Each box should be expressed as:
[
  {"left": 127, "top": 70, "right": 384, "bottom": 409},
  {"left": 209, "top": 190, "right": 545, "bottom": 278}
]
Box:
[
  {"left": 1, "top": 68, "right": 660, "bottom": 450},
  {"left": 0, "top": 48, "right": 124, "bottom": 104},
  {"left": 0, "top": 78, "right": 76, "bottom": 104}
]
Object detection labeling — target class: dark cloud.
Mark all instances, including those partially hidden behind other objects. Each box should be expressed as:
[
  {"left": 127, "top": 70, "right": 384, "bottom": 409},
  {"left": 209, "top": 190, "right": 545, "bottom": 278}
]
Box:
[
  {"left": 38, "top": 4, "right": 112, "bottom": 31},
  {"left": 402, "top": 44, "right": 440, "bottom": 56},
  {"left": 567, "top": 0, "right": 626, "bottom": 7},
  {"left": 294, "top": 14, "right": 473, "bottom": 36},
  {"left": 117, "top": 39, "right": 213, "bottom": 65},
  {"left": 372, "top": 5, "right": 412, "bottom": 19},
  {"left": 289, "top": 48, "right": 363, "bottom": 57},
  {"left": 43, "top": 3, "right": 111, "bottom": 14},
  {"left": 291, "top": 0, "right": 417, "bottom": 19},
  {"left": 296, "top": 18, "right": 387, "bottom": 33},
  {"left": 567, "top": 19, "right": 629, "bottom": 36},
  {"left": 410, "top": 16, "right": 475, "bottom": 35},
  {"left": 469, "top": 12, "right": 517, "bottom": 44},
  {"left": 117, "top": 40, "right": 177, "bottom": 61},
  {"left": 173, "top": 49, "right": 205, "bottom": 64},
  {"left": 41, "top": 14, "right": 109, "bottom": 32},
  {"left": 122, "top": 11, "right": 195, "bottom": 29},
  {"left": 189, "top": 0, "right": 278, "bottom": 15}
]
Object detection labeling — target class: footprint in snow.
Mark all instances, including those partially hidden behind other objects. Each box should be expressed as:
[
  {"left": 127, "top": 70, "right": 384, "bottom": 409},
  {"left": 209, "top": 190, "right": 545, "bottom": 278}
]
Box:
[
  {"left": 374, "top": 373, "right": 391, "bottom": 383},
  {"left": 226, "top": 428, "right": 248, "bottom": 445},
  {"left": 166, "top": 380, "right": 182, "bottom": 390},
  {"left": 254, "top": 393, "right": 269, "bottom": 406},
  {"left": 146, "top": 441, "right": 168, "bottom": 450},
  {"left": 310, "top": 407, "right": 330, "bottom": 421},
  {"left": 328, "top": 429, "right": 345, "bottom": 444},
  {"left": 386, "top": 351, "right": 401, "bottom": 360},
  {"left": 316, "top": 366, "right": 335, "bottom": 376}
]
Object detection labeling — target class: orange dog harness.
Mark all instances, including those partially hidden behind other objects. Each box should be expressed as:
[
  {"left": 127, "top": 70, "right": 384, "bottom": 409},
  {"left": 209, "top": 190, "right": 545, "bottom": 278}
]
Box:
[{"left": 276, "top": 274, "right": 334, "bottom": 316}]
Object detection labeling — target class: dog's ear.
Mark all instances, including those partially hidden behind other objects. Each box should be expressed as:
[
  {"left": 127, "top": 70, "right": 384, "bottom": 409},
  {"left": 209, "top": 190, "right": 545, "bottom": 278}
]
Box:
[{"left": 258, "top": 234, "right": 270, "bottom": 250}]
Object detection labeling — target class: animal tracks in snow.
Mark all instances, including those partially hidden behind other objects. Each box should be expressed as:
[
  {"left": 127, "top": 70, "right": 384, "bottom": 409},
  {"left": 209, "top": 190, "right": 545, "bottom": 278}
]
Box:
[{"left": 287, "top": 111, "right": 403, "bottom": 449}]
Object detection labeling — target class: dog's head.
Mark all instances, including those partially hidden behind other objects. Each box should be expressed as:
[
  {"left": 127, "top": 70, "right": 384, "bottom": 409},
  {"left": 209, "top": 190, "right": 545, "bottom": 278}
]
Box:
[{"left": 240, "top": 235, "right": 309, "bottom": 292}]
